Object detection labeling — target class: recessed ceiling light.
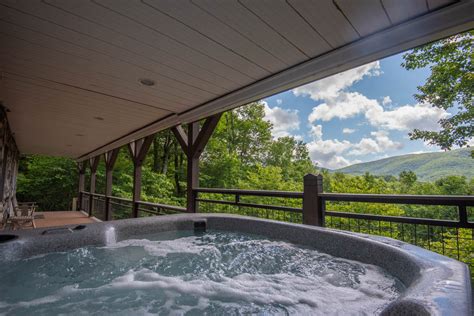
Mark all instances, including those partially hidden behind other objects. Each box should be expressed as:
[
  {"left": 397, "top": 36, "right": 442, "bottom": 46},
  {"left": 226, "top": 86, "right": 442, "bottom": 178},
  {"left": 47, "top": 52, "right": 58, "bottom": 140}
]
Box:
[
  {"left": 94, "top": 116, "right": 104, "bottom": 121},
  {"left": 139, "top": 78, "right": 155, "bottom": 86}
]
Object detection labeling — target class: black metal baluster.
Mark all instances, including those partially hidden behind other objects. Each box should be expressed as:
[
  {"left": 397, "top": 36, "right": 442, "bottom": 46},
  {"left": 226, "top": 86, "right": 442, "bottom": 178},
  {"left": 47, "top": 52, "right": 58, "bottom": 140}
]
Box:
[{"left": 455, "top": 228, "right": 460, "bottom": 260}]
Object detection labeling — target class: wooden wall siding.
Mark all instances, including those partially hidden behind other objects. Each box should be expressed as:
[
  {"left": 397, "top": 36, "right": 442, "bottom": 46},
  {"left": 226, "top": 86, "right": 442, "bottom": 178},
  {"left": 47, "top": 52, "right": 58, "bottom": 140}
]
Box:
[
  {"left": 0, "top": 0, "right": 461, "bottom": 159},
  {"left": 0, "top": 106, "right": 19, "bottom": 217}
]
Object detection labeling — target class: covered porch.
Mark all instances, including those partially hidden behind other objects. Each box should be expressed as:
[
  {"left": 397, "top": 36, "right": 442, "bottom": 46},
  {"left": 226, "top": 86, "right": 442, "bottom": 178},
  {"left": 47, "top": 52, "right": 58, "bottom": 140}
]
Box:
[{"left": 0, "top": 0, "right": 473, "bottom": 269}]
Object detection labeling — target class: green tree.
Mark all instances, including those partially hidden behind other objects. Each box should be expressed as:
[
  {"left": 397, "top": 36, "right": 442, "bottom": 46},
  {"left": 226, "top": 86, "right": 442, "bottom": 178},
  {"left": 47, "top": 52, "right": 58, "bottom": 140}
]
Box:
[
  {"left": 435, "top": 175, "right": 471, "bottom": 195},
  {"left": 402, "top": 31, "right": 473, "bottom": 151},
  {"left": 16, "top": 155, "right": 77, "bottom": 211},
  {"left": 267, "top": 136, "right": 316, "bottom": 181},
  {"left": 399, "top": 170, "right": 417, "bottom": 192}
]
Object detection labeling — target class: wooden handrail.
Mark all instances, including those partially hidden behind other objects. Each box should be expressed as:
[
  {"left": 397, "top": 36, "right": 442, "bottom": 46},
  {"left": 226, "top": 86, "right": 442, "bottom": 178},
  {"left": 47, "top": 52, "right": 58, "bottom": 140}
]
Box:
[
  {"left": 320, "top": 193, "right": 474, "bottom": 206},
  {"left": 81, "top": 189, "right": 473, "bottom": 229},
  {"left": 193, "top": 187, "right": 473, "bottom": 228},
  {"left": 194, "top": 188, "right": 303, "bottom": 198}
]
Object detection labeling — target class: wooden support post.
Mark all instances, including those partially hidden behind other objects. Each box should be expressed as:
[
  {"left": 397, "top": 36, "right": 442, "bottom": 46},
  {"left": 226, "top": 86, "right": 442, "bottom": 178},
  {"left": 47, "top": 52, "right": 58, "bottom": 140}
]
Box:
[
  {"left": 172, "top": 113, "right": 222, "bottom": 213},
  {"left": 88, "top": 156, "right": 100, "bottom": 217},
  {"left": 104, "top": 148, "right": 119, "bottom": 221},
  {"left": 303, "top": 174, "right": 325, "bottom": 226},
  {"left": 127, "top": 135, "right": 154, "bottom": 218},
  {"left": 187, "top": 122, "right": 199, "bottom": 213},
  {"left": 77, "top": 161, "right": 86, "bottom": 211}
]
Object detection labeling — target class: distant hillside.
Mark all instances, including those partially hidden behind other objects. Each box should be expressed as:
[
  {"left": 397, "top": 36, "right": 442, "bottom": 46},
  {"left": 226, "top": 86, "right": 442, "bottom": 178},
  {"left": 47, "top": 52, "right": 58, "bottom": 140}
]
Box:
[{"left": 334, "top": 148, "right": 474, "bottom": 182}]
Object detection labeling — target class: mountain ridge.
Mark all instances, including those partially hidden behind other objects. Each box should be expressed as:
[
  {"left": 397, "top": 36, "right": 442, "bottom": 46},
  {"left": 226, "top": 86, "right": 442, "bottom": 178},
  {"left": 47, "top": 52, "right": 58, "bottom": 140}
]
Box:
[{"left": 333, "top": 148, "right": 474, "bottom": 181}]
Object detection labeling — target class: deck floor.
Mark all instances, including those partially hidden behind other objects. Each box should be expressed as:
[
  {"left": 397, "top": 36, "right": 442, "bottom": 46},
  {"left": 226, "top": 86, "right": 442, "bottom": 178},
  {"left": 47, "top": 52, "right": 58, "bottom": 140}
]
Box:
[{"left": 33, "top": 211, "right": 98, "bottom": 228}]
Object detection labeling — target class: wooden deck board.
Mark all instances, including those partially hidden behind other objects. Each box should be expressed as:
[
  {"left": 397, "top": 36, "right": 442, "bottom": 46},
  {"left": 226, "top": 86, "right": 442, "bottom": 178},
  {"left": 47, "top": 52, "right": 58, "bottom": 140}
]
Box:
[{"left": 33, "top": 211, "right": 98, "bottom": 228}]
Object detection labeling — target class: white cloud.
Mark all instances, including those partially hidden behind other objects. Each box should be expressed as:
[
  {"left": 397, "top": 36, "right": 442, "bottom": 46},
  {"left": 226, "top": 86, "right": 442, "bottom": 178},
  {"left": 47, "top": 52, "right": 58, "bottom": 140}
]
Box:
[
  {"left": 293, "top": 61, "right": 381, "bottom": 101},
  {"left": 308, "top": 92, "right": 379, "bottom": 122},
  {"left": 306, "top": 125, "right": 358, "bottom": 169},
  {"left": 294, "top": 60, "right": 448, "bottom": 132},
  {"left": 348, "top": 131, "right": 402, "bottom": 156},
  {"left": 310, "top": 124, "right": 323, "bottom": 140},
  {"left": 371, "top": 130, "right": 403, "bottom": 150},
  {"left": 307, "top": 138, "right": 355, "bottom": 169},
  {"left": 306, "top": 125, "right": 357, "bottom": 169},
  {"left": 307, "top": 91, "right": 448, "bottom": 131},
  {"left": 306, "top": 125, "right": 400, "bottom": 169},
  {"left": 382, "top": 96, "right": 392, "bottom": 106},
  {"left": 263, "top": 102, "right": 300, "bottom": 139},
  {"left": 276, "top": 99, "right": 283, "bottom": 105},
  {"left": 366, "top": 102, "right": 449, "bottom": 131},
  {"left": 290, "top": 59, "right": 452, "bottom": 168}
]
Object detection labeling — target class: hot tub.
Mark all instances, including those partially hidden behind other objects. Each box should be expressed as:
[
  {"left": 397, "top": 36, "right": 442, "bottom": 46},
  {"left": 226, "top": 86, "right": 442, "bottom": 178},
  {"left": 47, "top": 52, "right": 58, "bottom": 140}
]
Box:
[{"left": 0, "top": 214, "right": 471, "bottom": 315}]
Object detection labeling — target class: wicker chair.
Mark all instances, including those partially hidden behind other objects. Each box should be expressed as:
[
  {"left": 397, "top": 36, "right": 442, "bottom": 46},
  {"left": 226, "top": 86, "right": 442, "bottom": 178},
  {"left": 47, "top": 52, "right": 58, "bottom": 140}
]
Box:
[{"left": 8, "top": 204, "right": 36, "bottom": 230}]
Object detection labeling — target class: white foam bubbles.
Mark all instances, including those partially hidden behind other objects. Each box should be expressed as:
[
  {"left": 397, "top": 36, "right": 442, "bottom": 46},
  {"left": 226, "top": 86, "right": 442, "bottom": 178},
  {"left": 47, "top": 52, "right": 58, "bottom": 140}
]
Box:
[
  {"left": 105, "top": 227, "right": 116, "bottom": 245},
  {"left": 0, "top": 231, "right": 403, "bottom": 315}
]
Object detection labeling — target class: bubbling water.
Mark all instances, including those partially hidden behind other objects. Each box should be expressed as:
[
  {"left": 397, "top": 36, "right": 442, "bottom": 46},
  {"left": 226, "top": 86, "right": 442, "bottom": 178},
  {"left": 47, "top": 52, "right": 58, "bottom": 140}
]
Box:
[
  {"left": 0, "top": 230, "right": 404, "bottom": 315},
  {"left": 105, "top": 227, "right": 116, "bottom": 245}
]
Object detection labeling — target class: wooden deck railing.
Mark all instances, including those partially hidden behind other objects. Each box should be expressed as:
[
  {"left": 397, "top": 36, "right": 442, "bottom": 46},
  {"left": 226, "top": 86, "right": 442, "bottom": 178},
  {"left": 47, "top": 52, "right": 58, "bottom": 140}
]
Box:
[
  {"left": 78, "top": 174, "right": 473, "bottom": 270},
  {"left": 193, "top": 181, "right": 473, "bottom": 270},
  {"left": 79, "top": 192, "right": 186, "bottom": 221}
]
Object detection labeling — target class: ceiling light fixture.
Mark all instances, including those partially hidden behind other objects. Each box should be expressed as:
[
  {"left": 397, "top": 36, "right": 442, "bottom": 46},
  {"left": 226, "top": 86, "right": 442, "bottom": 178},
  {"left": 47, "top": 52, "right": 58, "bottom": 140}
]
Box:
[{"left": 139, "top": 78, "right": 155, "bottom": 86}]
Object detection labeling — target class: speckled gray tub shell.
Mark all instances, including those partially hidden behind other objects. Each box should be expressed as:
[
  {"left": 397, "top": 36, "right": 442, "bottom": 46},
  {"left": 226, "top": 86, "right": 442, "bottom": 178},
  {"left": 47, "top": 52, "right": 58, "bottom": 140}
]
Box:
[{"left": 0, "top": 214, "right": 471, "bottom": 315}]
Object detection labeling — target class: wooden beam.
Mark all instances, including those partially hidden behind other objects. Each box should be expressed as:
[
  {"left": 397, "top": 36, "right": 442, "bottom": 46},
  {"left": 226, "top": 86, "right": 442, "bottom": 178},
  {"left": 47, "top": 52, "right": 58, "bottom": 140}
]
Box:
[
  {"left": 192, "top": 113, "right": 222, "bottom": 158},
  {"left": 136, "top": 135, "right": 154, "bottom": 165},
  {"left": 171, "top": 125, "right": 188, "bottom": 153},
  {"left": 88, "top": 156, "right": 101, "bottom": 216},
  {"left": 131, "top": 165, "right": 142, "bottom": 218},
  {"left": 127, "top": 136, "right": 153, "bottom": 166},
  {"left": 127, "top": 139, "right": 140, "bottom": 161},
  {"left": 127, "top": 136, "right": 154, "bottom": 218},
  {"left": 77, "top": 161, "right": 86, "bottom": 211},
  {"left": 104, "top": 148, "right": 119, "bottom": 221},
  {"left": 171, "top": 115, "right": 221, "bottom": 213},
  {"left": 187, "top": 122, "right": 199, "bottom": 213},
  {"left": 105, "top": 148, "right": 119, "bottom": 170},
  {"left": 89, "top": 156, "right": 100, "bottom": 173}
]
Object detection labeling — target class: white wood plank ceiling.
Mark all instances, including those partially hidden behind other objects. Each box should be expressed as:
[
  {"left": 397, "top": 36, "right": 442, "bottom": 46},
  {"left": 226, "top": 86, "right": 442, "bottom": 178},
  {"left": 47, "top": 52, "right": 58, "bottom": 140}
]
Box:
[{"left": 0, "top": 0, "right": 472, "bottom": 160}]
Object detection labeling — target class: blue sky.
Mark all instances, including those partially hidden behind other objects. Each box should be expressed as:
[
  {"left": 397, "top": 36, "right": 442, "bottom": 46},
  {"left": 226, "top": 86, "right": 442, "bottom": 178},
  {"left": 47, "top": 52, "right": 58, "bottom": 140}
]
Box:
[{"left": 262, "top": 52, "right": 453, "bottom": 170}]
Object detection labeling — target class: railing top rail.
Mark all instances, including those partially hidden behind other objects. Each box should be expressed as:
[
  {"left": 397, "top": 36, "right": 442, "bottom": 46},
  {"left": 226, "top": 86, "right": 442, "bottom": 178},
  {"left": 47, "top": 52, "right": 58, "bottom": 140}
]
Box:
[
  {"left": 194, "top": 188, "right": 473, "bottom": 205},
  {"left": 109, "top": 196, "right": 133, "bottom": 203},
  {"left": 137, "top": 200, "right": 187, "bottom": 212},
  {"left": 83, "top": 189, "right": 473, "bottom": 206},
  {"left": 320, "top": 193, "right": 474, "bottom": 206},
  {"left": 81, "top": 191, "right": 106, "bottom": 198},
  {"left": 196, "top": 197, "right": 302, "bottom": 213},
  {"left": 326, "top": 211, "right": 473, "bottom": 228},
  {"left": 194, "top": 187, "right": 303, "bottom": 198},
  {"left": 81, "top": 192, "right": 186, "bottom": 212}
]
